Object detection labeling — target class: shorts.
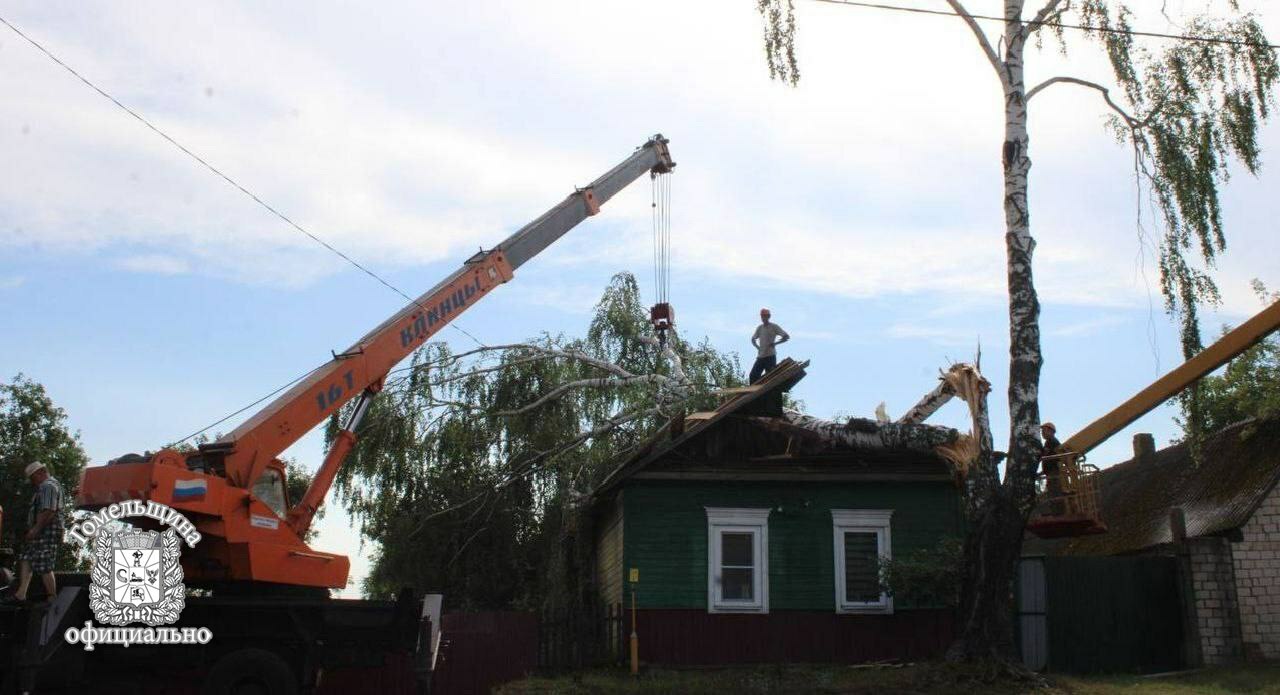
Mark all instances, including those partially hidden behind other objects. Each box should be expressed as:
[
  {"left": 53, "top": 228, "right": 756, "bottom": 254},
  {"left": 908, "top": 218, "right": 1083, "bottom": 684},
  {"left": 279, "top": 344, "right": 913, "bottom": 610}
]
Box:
[{"left": 20, "top": 524, "right": 63, "bottom": 574}]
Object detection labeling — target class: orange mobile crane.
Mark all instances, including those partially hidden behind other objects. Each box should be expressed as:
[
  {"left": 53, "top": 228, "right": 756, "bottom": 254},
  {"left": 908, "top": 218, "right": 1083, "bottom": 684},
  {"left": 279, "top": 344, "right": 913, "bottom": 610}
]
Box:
[
  {"left": 1, "top": 135, "right": 674, "bottom": 694},
  {"left": 1028, "top": 299, "right": 1280, "bottom": 538},
  {"left": 80, "top": 134, "right": 673, "bottom": 591}
]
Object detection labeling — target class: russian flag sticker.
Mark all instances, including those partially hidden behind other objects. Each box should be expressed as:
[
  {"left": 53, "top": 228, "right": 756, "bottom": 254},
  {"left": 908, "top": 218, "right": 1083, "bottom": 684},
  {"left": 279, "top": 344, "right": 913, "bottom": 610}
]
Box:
[{"left": 173, "top": 478, "right": 208, "bottom": 501}]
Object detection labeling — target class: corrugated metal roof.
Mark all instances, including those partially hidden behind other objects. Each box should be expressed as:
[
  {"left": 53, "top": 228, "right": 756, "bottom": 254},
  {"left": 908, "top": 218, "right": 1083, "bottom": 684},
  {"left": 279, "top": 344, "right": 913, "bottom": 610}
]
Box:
[{"left": 1046, "top": 416, "right": 1280, "bottom": 556}]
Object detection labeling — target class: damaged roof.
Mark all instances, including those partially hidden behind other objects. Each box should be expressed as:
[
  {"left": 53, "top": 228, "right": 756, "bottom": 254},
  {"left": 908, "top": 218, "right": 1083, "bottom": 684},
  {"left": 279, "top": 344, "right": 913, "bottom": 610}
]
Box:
[
  {"left": 1043, "top": 415, "right": 1280, "bottom": 556},
  {"left": 594, "top": 358, "right": 953, "bottom": 496}
]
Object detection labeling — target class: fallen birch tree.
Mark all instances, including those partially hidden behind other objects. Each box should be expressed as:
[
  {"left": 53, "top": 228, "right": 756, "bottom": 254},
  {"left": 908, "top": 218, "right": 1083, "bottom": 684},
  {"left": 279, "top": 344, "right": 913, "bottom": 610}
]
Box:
[{"left": 324, "top": 272, "right": 741, "bottom": 607}]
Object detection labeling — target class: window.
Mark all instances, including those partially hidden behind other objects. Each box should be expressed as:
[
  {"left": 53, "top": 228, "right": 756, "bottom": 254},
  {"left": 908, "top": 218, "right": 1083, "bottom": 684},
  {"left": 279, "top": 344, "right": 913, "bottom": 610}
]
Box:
[
  {"left": 251, "top": 468, "right": 288, "bottom": 518},
  {"left": 706, "top": 508, "right": 769, "bottom": 613},
  {"left": 832, "top": 509, "right": 893, "bottom": 614}
]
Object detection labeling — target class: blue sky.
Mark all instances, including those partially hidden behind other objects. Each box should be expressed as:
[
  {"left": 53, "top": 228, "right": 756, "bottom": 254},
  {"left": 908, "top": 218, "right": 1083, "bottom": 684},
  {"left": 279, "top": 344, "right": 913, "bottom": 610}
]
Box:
[{"left": 2, "top": 1, "right": 1277, "bottom": 596}]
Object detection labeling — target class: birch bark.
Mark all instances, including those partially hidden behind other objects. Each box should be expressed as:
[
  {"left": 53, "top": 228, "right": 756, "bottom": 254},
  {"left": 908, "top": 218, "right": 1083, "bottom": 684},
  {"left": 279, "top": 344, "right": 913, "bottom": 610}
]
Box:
[{"left": 941, "top": 0, "right": 1050, "bottom": 663}]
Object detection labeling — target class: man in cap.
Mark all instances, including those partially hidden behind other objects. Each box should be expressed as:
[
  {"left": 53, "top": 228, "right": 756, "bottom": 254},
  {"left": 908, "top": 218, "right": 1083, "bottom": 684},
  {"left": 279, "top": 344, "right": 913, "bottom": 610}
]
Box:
[
  {"left": 12, "top": 462, "right": 63, "bottom": 603},
  {"left": 1040, "top": 422, "right": 1065, "bottom": 515},
  {"left": 749, "top": 308, "right": 790, "bottom": 384}
]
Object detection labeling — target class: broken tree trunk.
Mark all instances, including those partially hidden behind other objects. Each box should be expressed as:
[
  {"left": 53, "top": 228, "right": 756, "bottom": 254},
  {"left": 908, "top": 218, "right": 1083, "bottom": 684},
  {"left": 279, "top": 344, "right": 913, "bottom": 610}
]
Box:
[
  {"left": 896, "top": 378, "right": 957, "bottom": 425},
  {"left": 752, "top": 412, "right": 961, "bottom": 455}
]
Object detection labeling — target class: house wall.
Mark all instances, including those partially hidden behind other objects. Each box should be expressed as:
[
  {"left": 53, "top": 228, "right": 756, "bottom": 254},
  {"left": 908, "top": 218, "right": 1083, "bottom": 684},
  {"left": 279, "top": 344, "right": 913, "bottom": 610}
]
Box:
[
  {"left": 595, "top": 493, "right": 625, "bottom": 609},
  {"left": 620, "top": 479, "right": 962, "bottom": 611},
  {"left": 1232, "top": 482, "right": 1280, "bottom": 661},
  {"left": 1188, "top": 536, "right": 1244, "bottom": 665},
  {"left": 630, "top": 608, "right": 953, "bottom": 665},
  {"left": 608, "top": 479, "right": 961, "bottom": 665}
]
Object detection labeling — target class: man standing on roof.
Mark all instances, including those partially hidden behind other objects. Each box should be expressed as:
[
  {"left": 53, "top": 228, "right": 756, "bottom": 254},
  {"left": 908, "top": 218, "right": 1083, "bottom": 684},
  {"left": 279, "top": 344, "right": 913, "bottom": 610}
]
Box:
[
  {"left": 749, "top": 308, "right": 789, "bottom": 384},
  {"left": 9, "top": 463, "right": 63, "bottom": 603}
]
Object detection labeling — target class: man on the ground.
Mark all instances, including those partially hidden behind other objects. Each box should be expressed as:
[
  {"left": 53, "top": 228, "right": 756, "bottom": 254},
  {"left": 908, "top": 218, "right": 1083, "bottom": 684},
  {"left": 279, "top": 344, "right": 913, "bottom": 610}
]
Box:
[{"left": 11, "top": 462, "right": 63, "bottom": 603}]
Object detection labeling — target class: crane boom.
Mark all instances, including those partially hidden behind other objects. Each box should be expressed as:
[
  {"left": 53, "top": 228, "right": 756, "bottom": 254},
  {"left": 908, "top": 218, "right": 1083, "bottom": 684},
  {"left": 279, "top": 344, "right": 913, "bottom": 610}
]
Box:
[
  {"left": 214, "top": 136, "right": 674, "bottom": 491},
  {"left": 78, "top": 134, "right": 674, "bottom": 589},
  {"left": 1063, "top": 300, "right": 1280, "bottom": 457}
]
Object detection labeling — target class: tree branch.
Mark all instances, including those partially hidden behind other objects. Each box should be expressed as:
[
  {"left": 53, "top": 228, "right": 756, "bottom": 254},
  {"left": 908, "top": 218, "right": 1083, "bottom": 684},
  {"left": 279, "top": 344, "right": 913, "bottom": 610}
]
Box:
[
  {"left": 494, "top": 375, "right": 670, "bottom": 416},
  {"left": 1023, "top": 0, "right": 1066, "bottom": 38},
  {"left": 1025, "top": 76, "right": 1139, "bottom": 125},
  {"left": 944, "top": 0, "right": 1005, "bottom": 81},
  {"left": 408, "top": 403, "right": 667, "bottom": 537}
]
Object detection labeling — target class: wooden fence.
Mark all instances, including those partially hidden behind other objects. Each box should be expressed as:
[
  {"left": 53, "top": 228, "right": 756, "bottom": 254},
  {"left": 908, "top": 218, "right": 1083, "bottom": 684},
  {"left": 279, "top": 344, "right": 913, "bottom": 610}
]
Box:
[{"left": 537, "top": 602, "right": 626, "bottom": 669}]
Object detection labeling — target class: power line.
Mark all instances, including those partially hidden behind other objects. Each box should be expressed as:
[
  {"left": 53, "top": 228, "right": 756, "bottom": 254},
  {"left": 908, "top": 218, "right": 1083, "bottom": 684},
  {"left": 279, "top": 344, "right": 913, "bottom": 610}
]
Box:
[
  {"left": 0, "top": 14, "right": 488, "bottom": 351},
  {"left": 810, "top": 0, "right": 1280, "bottom": 50},
  {"left": 1, "top": 13, "right": 496, "bottom": 445},
  {"left": 166, "top": 364, "right": 325, "bottom": 446}
]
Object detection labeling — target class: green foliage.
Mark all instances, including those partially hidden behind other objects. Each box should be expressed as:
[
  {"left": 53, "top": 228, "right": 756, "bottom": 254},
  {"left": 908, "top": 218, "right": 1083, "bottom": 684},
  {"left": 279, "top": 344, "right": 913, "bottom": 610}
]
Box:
[
  {"left": 1180, "top": 281, "right": 1280, "bottom": 436},
  {"left": 282, "top": 459, "right": 321, "bottom": 543},
  {"left": 756, "top": 0, "right": 1278, "bottom": 455},
  {"left": 329, "top": 272, "right": 741, "bottom": 604},
  {"left": 878, "top": 536, "right": 964, "bottom": 609},
  {"left": 0, "top": 374, "right": 89, "bottom": 569},
  {"left": 757, "top": 0, "right": 799, "bottom": 86},
  {"left": 1079, "top": 1, "right": 1279, "bottom": 449}
]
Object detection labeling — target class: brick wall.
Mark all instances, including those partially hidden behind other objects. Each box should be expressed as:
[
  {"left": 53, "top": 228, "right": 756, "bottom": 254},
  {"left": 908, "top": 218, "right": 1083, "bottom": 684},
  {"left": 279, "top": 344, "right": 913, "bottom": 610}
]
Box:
[
  {"left": 1232, "top": 483, "right": 1280, "bottom": 661},
  {"left": 1188, "top": 536, "right": 1243, "bottom": 664}
]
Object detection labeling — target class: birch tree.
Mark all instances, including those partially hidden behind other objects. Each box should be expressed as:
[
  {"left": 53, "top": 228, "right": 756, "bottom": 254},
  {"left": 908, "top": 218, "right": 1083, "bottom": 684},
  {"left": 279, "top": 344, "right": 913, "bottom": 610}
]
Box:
[{"left": 758, "top": 0, "right": 1277, "bottom": 663}]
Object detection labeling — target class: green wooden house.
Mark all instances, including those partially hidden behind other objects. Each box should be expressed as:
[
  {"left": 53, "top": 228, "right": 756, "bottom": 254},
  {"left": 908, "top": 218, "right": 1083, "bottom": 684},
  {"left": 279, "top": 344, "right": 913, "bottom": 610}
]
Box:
[{"left": 591, "top": 359, "right": 964, "bottom": 665}]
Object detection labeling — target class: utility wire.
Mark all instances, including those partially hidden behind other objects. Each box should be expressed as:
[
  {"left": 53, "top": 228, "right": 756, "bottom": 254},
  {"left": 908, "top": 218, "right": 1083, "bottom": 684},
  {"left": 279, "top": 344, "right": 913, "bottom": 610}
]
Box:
[
  {"left": 0, "top": 13, "right": 494, "bottom": 446},
  {"left": 810, "top": 0, "right": 1280, "bottom": 50},
  {"left": 167, "top": 364, "right": 325, "bottom": 446},
  {"left": 0, "top": 14, "right": 488, "bottom": 351}
]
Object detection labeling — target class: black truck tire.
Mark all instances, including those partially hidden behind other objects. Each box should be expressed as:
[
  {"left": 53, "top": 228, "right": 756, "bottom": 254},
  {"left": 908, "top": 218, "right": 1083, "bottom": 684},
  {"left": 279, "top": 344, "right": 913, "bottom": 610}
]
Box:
[{"left": 202, "top": 648, "right": 298, "bottom": 695}]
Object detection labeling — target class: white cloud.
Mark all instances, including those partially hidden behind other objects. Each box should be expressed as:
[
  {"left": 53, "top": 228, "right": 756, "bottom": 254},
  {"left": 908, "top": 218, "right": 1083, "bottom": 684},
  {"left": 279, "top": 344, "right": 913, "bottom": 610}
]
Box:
[
  {"left": 113, "top": 253, "right": 191, "bottom": 275},
  {"left": 0, "top": 276, "right": 26, "bottom": 289},
  {"left": 885, "top": 321, "right": 985, "bottom": 347},
  {"left": 0, "top": 0, "right": 1275, "bottom": 310},
  {"left": 1046, "top": 314, "right": 1128, "bottom": 338}
]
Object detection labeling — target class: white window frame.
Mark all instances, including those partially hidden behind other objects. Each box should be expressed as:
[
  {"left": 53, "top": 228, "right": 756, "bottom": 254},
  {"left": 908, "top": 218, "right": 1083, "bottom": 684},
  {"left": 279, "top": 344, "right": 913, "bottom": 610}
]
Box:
[
  {"left": 832, "top": 509, "right": 894, "bottom": 614},
  {"left": 705, "top": 507, "right": 770, "bottom": 613}
]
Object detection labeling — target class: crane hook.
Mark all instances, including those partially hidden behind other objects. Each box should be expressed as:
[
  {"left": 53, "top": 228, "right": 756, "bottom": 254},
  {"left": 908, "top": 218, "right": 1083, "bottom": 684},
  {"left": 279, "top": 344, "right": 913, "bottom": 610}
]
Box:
[{"left": 650, "top": 302, "right": 674, "bottom": 347}]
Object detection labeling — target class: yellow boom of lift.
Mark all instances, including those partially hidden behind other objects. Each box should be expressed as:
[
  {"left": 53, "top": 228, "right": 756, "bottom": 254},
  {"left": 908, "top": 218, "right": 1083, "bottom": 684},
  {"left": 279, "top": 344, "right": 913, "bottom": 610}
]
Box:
[{"left": 1028, "top": 300, "right": 1280, "bottom": 538}]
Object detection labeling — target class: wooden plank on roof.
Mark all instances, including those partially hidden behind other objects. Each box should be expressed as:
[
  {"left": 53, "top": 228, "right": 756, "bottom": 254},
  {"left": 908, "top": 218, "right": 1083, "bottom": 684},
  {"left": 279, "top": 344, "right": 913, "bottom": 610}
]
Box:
[
  {"left": 593, "top": 358, "right": 810, "bottom": 495},
  {"left": 715, "top": 385, "right": 763, "bottom": 397}
]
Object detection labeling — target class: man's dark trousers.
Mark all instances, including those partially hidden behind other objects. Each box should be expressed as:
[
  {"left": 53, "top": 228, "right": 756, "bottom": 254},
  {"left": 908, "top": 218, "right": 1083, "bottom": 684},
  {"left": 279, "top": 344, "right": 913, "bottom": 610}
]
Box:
[{"left": 749, "top": 355, "right": 777, "bottom": 384}]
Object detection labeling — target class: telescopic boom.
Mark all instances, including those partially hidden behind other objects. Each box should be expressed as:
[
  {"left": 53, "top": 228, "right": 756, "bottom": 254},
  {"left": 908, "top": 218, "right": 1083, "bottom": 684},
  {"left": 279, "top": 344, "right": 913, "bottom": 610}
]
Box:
[{"left": 78, "top": 135, "right": 674, "bottom": 588}]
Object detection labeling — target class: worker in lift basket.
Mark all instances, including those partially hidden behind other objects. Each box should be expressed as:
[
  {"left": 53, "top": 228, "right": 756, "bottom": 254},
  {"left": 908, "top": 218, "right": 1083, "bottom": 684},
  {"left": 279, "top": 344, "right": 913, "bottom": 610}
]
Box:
[
  {"left": 7, "top": 463, "right": 64, "bottom": 604},
  {"left": 1040, "top": 422, "right": 1066, "bottom": 515},
  {"left": 749, "top": 308, "right": 790, "bottom": 384}
]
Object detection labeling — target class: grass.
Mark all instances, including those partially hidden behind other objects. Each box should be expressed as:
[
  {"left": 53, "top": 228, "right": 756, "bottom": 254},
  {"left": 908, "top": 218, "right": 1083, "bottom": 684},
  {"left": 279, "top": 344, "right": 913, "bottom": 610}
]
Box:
[
  {"left": 1057, "top": 663, "right": 1280, "bottom": 694},
  {"left": 497, "top": 661, "right": 1280, "bottom": 695}
]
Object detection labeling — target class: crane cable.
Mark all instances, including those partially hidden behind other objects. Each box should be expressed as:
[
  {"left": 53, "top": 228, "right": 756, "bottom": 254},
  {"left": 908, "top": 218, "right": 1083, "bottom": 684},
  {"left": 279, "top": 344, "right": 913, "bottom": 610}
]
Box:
[{"left": 651, "top": 171, "right": 672, "bottom": 339}]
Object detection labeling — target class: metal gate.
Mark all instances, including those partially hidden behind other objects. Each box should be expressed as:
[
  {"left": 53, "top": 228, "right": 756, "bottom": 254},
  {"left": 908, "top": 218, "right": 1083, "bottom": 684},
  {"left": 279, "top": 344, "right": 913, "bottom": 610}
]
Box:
[
  {"left": 431, "top": 612, "right": 538, "bottom": 695},
  {"left": 1018, "top": 555, "right": 1185, "bottom": 674}
]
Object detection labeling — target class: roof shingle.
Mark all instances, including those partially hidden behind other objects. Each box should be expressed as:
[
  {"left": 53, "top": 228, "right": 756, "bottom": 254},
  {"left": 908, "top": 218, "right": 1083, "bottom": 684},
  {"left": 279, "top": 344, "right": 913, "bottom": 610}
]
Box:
[{"left": 1044, "top": 416, "right": 1280, "bottom": 556}]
